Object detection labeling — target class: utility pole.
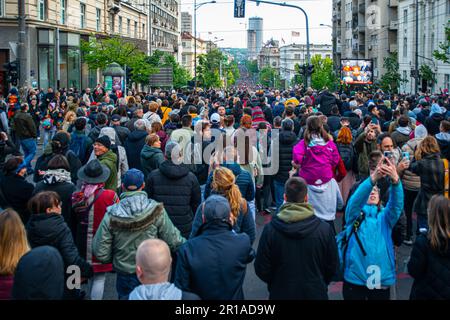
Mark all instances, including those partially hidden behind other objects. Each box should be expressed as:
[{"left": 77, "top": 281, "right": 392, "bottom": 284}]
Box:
[
  {"left": 415, "top": 0, "right": 419, "bottom": 94},
  {"left": 18, "top": 0, "right": 27, "bottom": 88}
]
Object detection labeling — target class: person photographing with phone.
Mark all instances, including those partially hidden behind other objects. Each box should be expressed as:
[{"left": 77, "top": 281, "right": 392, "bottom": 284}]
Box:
[{"left": 337, "top": 156, "right": 404, "bottom": 300}]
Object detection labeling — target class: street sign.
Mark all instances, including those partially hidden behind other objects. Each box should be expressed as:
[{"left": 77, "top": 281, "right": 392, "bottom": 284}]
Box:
[
  {"left": 149, "top": 67, "right": 173, "bottom": 87},
  {"left": 234, "top": 0, "right": 245, "bottom": 18}
]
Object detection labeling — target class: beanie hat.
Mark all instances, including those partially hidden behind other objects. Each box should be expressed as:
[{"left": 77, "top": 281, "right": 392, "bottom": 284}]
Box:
[{"left": 95, "top": 135, "right": 111, "bottom": 149}]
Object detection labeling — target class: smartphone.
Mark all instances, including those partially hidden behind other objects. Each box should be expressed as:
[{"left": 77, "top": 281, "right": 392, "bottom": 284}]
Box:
[
  {"left": 402, "top": 152, "right": 410, "bottom": 161},
  {"left": 383, "top": 151, "right": 394, "bottom": 163}
]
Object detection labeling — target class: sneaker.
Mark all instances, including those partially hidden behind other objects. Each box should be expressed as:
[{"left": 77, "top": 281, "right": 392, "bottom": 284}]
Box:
[{"left": 403, "top": 238, "right": 413, "bottom": 246}]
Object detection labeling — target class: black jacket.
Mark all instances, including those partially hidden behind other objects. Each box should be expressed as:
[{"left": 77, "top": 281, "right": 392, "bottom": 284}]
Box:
[
  {"left": 408, "top": 234, "right": 450, "bottom": 300},
  {"left": 33, "top": 181, "right": 76, "bottom": 233},
  {"left": 425, "top": 113, "right": 444, "bottom": 136},
  {"left": 33, "top": 150, "right": 82, "bottom": 184},
  {"left": 146, "top": 160, "right": 201, "bottom": 239},
  {"left": 13, "top": 111, "right": 37, "bottom": 139},
  {"left": 317, "top": 91, "right": 337, "bottom": 116},
  {"left": 274, "top": 130, "right": 298, "bottom": 182},
  {"left": 0, "top": 174, "right": 34, "bottom": 223},
  {"left": 327, "top": 115, "right": 341, "bottom": 133},
  {"left": 124, "top": 129, "right": 148, "bottom": 171},
  {"left": 416, "top": 109, "right": 431, "bottom": 125},
  {"left": 112, "top": 124, "right": 130, "bottom": 146},
  {"left": 175, "top": 222, "right": 255, "bottom": 300},
  {"left": 254, "top": 207, "right": 338, "bottom": 300},
  {"left": 0, "top": 139, "right": 19, "bottom": 172},
  {"left": 26, "top": 213, "right": 93, "bottom": 278},
  {"left": 436, "top": 135, "right": 450, "bottom": 161}
]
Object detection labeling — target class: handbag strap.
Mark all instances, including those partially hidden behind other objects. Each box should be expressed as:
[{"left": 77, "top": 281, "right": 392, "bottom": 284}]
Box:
[{"left": 86, "top": 189, "right": 104, "bottom": 213}]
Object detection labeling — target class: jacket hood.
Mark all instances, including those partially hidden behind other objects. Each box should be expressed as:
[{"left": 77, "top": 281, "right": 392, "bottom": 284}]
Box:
[
  {"left": 279, "top": 130, "right": 297, "bottom": 144},
  {"left": 222, "top": 163, "right": 242, "bottom": 176},
  {"left": 431, "top": 113, "right": 444, "bottom": 121},
  {"left": 129, "top": 283, "right": 182, "bottom": 300},
  {"left": 141, "top": 145, "right": 163, "bottom": 160},
  {"left": 308, "top": 183, "right": 329, "bottom": 194},
  {"left": 396, "top": 126, "right": 412, "bottom": 136},
  {"left": 436, "top": 132, "right": 450, "bottom": 142},
  {"left": 26, "top": 214, "right": 67, "bottom": 245},
  {"left": 271, "top": 203, "right": 321, "bottom": 238},
  {"left": 159, "top": 160, "right": 189, "bottom": 179},
  {"left": 128, "top": 130, "right": 148, "bottom": 142},
  {"left": 107, "top": 191, "right": 164, "bottom": 231}
]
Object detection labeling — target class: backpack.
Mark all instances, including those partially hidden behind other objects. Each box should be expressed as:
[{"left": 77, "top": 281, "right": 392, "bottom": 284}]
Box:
[
  {"left": 335, "top": 212, "right": 367, "bottom": 281},
  {"left": 337, "top": 143, "right": 355, "bottom": 171},
  {"left": 69, "top": 134, "right": 87, "bottom": 164}
]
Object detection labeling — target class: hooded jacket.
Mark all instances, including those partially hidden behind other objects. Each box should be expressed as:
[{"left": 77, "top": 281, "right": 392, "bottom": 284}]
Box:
[
  {"left": 129, "top": 282, "right": 200, "bottom": 300},
  {"left": 140, "top": 145, "right": 165, "bottom": 177},
  {"left": 26, "top": 213, "right": 93, "bottom": 278},
  {"left": 425, "top": 113, "right": 444, "bottom": 136},
  {"left": 317, "top": 91, "right": 337, "bottom": 116},
  {"left": 274, "top": 130, "right": 299, "bottom": 182},
  {"left": 97, "top": 150, "right": 118, "bottom": 191},
  {"left": 436, "top": 132, "right": 450, "bottom": 161},
  {"left": 146, "top": 161, "right": 201, "bottom": 239},
  {"left": 124, "top": 129, "right": 148, "bottom": 171},
  {"left": 292, "top": 138, "right": 340, "bottom": 186},
  {"left": 307, "top": 178, "right": 344, "bottom": 221},
  {"left": 391, "top": 126, "right": 412, "bottom": 149},
  {"left": 255, "top": 202, "right": 338, "bottom": 300},
  {"left": 341, "top": 178, "right": 403, "bottom": 287},
  {"left": 92, "top": 191, "right": 185, "bottom": 274}
]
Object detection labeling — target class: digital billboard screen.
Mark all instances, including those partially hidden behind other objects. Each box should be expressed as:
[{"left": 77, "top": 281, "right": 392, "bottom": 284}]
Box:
[{"left": 340, "top": 59, "right": 373, "bottom": 85}]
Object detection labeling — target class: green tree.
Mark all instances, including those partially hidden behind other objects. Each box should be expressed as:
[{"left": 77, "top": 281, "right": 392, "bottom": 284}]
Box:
[
  {"left": 310, "top": 55, "right": 337, "bottom": 90},
  {"left": 81, "top": 36, "right": 157, "bottom": 85},
  {"left": 196, "top": 49, "right": 235, "bottom": 88},
  {"left": 379, "top": 52, "right": 404, "bottom": 93},
  {"left": 420, "top": 64, "right": 436, "bottom": 87},
  {"left": 433, "top": 26, "right": 450, "bottom": 63},
  {"left": 259, "top": 66, "right": 280, "bottom": 87}
]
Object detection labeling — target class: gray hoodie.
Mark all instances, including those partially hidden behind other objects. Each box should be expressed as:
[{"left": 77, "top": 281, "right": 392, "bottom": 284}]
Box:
[
  {"left": 307, "top": 178, "right": 343, "bottom": 221},
  {"left": 129, "top": 282, "right": 182, "bottom": 300}
]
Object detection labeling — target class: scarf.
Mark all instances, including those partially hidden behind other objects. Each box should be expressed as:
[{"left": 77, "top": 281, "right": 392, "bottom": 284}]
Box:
[
  {"left": 43, "top": 169, "right": 72, "bottom": 185},
  {"left": 81, "top": 182, "right": 105, "bottom": 199}
]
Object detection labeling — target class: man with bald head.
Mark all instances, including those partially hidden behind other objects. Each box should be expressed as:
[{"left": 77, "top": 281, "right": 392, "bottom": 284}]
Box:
[{"left": 129, "top": 239, "right": 199, "bottom": 300}]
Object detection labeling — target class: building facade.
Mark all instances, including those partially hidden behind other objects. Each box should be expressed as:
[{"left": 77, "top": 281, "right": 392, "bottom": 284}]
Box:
[
  {"left": 398, "top": 0, "right": 450, "bottom": 93},
  {"left": 332, "top": 0, "right": 398, "bottom": 80},
  {"left": 149, "top": 0, "right": 180, "bottom": 59},
  {"left": 280, "top": 44, "right": 332, "bottom": 83},
  {"left": 181, "top": 11, "right": 192, "bottom": 34},
  {"left": 258, "top": 39, "right": 280, "bottom": 72},
  {"left": 0, "top": 0, "right": 148, "bottom": 95},
  {"left": 181, "top": 31, "right": 207, "bottom": 77},
  {"left": 247, "top": 17, "right": 263, "bottom": 60}
]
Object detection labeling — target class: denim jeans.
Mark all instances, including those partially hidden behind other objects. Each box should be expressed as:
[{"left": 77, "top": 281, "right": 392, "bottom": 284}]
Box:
[
  {"left": 273, "top": 179, "right": 285, "bottom": 213},
  {"left": 43, "top": 128, "right": 55, "bottom": 149},
  {"left": 20, "top": 138, "right": 37, "bottom": 171},
  {"left": 116, "top": 272, "right": 140, "bottom": 300}
]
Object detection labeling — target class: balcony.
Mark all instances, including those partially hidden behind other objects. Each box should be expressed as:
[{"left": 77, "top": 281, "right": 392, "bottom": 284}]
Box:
[
  {"left": 336, "top": 45, "right": 342, "bottom": 53},
  {"left": 359, "top": 3, "right": 365, "bottom": 13},
  {"left": 389, "top": 0, "right": 398, "bottom": 7},
  {"left": 389, "top": 43, "right": 398, "bottom": 53},
  {"left": 389, "top": 20, "right": 399, "bottom": 30}
]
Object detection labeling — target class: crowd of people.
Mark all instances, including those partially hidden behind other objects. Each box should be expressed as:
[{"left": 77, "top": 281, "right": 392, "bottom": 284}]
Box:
[{"left": 0, "top": 84, "right": 449, "bottom": 300}]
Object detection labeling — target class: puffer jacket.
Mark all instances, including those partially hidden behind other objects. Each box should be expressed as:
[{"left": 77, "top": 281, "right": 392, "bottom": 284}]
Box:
[
  {"left": 408, "top": 234, "right": 450, "bottom": 300},
  {"left": 92, "top": 191, "right": 185, "bottom": 274},
  {"left": 340, "top": 178, "right": 403, "bottom": 287},
  {"left": 401, "top": 139, "right": 423, "bottom": 191},
  {"left": 146, "top": 161, "right": 201, "bottom": 239},
  {"left": 292, "top": 138, "right": 340, "bottom": 186},
  {"left": 274, "top": 130, "right": 298, "bottom": 182}
]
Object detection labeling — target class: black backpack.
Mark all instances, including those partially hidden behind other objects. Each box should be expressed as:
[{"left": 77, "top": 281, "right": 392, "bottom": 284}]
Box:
[{"left": 337, "top": 143, "right": 355, "bottom": 171}]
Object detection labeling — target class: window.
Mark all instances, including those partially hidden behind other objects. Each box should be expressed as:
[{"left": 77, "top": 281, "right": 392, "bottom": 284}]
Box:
[
  {"left": 142, "top": 23, "right": 145, "bottom": 39},
  {"left": 403, "top": 70, "right": 407, "bottom": 82},
  {"left": 431, "top": 33, "right": 435, "bottom": 52},
  {"left": 80, "top": 3, "right": 86, "bottom": 28},
  {"left": 109, "top": 13, "right": 115, "bottom": 33},
  {"left": 0, "top": 0, "right": 4, "bottom": 17},
  {"left": 134, "top": 21, "right": 138, "bottom": 38},
  {"left": 96, "top": 9, "right": 101, "bottom": 32},
  {"left": 371, "top": 34, "right": 378, "bottom": 45},
  {"left": 39, "top": 0, "right": 45, "bottom": 20},
  {"left": 448, "top": 0, "right": 450, "bottom": 14},
  {"left": 119, "top": 16, "right": 122, "bottom": 34},
  {"left": 38, "top": 47, "right": 55, "bottom": 89},
  {"left": 294, "top": 54, "right": 301, "bottom": 60},
  {"left": 403, "top": 9, "right": 407, "bottom": 29},
  {"left": 60, "top": 0, "right": 66, "bottom": 24},
  {"left": 403, "top": 37, "right": 407, "bottom": 58},
  {"left": 127, "top": 19, "right": 130, "bottom": 36},
  {"left": 445, "top": 74, "right": 450, "bottom": 90}
]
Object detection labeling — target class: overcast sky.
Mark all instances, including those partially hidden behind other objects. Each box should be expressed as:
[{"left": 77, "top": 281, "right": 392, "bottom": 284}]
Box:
[{"left": 180, "top": 0, "right": 333, "bottom": 48}]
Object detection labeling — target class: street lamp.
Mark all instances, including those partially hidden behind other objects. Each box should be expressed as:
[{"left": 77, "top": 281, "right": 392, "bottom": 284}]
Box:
[
  {"left": 194, "top": 0, "right": 217, "bottom": 90},
  {"left": 208, "top": 38, "right": 224, "bottom": 52}
]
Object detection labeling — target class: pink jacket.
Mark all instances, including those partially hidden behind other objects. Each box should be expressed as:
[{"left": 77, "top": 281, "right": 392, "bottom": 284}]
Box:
[{"left": 292, "top": 139, "right": 340, "bottom": 186}]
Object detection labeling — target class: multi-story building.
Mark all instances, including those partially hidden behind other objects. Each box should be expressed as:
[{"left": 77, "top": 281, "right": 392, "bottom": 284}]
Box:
[
  {"left": 332, "top": 0, "right": 398, "bottom": 80},
  {"left": 398, "top": 0, "right": 450, "bottom": 93},
  {"left": 149, "top": 0, "right": 180, "bottom": 58},
  {"left": 181, "top": 31, "right": 207, "bottom": 77},
  {"left": 181, "top": 11, "right": 192, "bottom": 34},
  {"left": 0, "top": 0, "right": 148, "bottom": 94},
  {"left": 280, "top": 44, "right": 332, "bottom": 83},
  {"left": 247, "top": 17, "right": 263, "bottom": 60},
  {"left": 258, "top": 39, "right": 280, "bottom": 72}
]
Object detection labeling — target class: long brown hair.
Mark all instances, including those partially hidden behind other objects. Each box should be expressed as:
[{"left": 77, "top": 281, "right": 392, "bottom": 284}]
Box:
[
  {"left": 303, "top": 116, "right": 330, "bottom": 146},
  {"left": 0, "top": 209, "right": 30, "bottom": 275},
  {"left": 211, "top": 167, "right": 247, "bottom": 225},
  {"left": 427, "top": 195, "right": 450, "bottom": 254},
  {"left": 415, "top": 136, "right": 440, "bottom": 160}
]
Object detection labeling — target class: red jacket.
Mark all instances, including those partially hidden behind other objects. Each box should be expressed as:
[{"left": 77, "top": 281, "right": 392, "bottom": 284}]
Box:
[{"left": 0, "top": 275, "right": 13, "bottom": 300}]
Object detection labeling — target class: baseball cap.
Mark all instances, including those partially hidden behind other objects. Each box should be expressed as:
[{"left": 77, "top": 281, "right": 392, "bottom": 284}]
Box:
[
  {"left": 210, "top": 113, "right": 220, "bottom": 124},
  {"left": 202, "top": 195, "right": 231, "bottom": 223},
  {"left": 111, "top": 114, "right": 121, "bottom": 122},
  {"left": 122, "top": 169, "right": 145, "bottom": 191}
]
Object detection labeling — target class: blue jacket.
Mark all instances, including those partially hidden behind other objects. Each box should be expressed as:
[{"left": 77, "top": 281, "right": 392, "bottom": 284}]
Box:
[
  {"left": 204, "top": 163, "right": 255, "bottom": 202},
  {"left": 342, "top": 177, "right": 403, "bottom": 287}
]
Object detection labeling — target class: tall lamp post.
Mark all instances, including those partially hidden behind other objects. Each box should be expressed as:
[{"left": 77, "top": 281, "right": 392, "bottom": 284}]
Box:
[
  {"left": 194, "top": 0, "right": 217, "bottom": 90},
  {"left": 320, "top": 23, "right": 336, "bottom": 75}
]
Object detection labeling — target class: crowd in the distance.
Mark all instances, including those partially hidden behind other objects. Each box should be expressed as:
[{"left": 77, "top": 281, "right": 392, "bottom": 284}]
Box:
[{"left": 0, "top": 84, "right": 449, "bottom": 300}]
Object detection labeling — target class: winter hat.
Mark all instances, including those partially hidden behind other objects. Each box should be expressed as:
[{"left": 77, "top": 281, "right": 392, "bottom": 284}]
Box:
[
  {"left": 430, "top": 103, "right": 442, "bottom": 116},
  {"left": 122, "top": 169, "right": 145, "bottom": 191},
  {"left": 414, "top": 124, "right": 428, "bottom": 139},
  {"left": 95, "top": 135, "right": 111, "bottom": 149},
  {"left": 252, "top": 107, "right": 264, "bottom": 120}
]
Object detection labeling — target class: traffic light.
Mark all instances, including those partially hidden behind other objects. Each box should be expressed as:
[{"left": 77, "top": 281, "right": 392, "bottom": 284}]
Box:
[
  {"left": 307, "top": 64, "right": 314, "bottom": 75},
  {"left": 3, "top": 60, "right": 19, "bottom": 86}
]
